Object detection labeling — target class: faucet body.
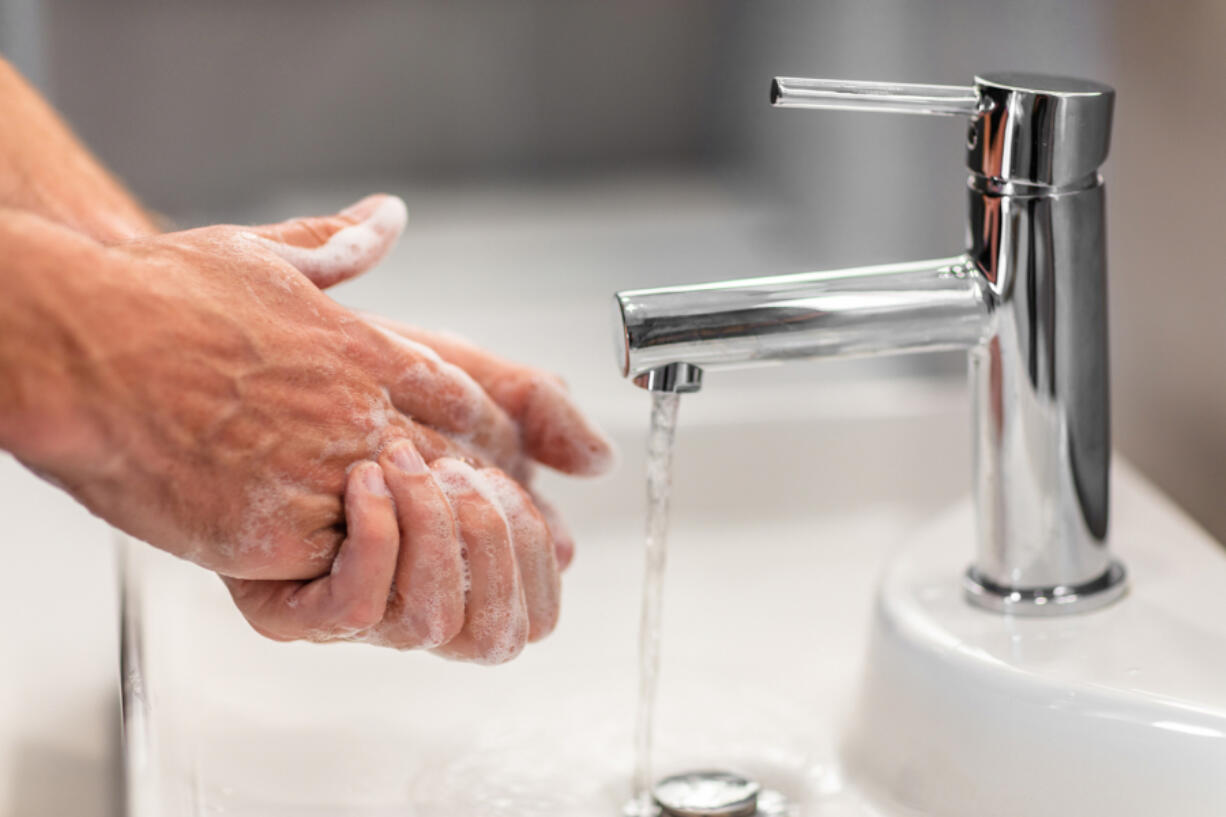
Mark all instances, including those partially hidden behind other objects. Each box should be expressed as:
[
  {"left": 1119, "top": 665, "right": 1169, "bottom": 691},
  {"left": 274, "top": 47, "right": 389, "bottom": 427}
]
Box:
[{"left": 615, "top": 73, "right": 1123, "bottom": 615}]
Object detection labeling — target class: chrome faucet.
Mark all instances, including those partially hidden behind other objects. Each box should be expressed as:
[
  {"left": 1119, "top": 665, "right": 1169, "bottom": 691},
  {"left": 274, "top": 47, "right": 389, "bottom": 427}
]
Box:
[{"left": 613, "top": 73, "right": 1124, "bottom": 615}]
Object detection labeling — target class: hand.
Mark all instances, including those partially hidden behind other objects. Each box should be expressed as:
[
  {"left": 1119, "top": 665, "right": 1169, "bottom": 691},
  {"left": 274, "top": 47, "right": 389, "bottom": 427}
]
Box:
[
  {"left": 1, "top": 198, "right": 612, "bottom": 663},
  {"left": 208, "top": 197, "right": 616, "bottom": 659},
  {"left": 223, "top": 441, "right": 562, "bottom": 662},
  {"left": 227, "top": 195, "right": 617, "bottom": 570},
  {"left": 360, "top": 317, "right": 615, "bottom": 569},
  {"left": 0, "top": 49, "right": 614, "bottom": 662},
  {"left": 2, "top": 201, "right": 522, "bottom": 581}
]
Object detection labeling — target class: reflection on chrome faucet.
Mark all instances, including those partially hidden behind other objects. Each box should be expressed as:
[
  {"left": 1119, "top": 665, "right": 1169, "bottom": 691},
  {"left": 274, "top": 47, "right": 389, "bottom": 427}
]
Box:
[{"left": 614, "top": 73, "right": 1125, "bottom": 616}]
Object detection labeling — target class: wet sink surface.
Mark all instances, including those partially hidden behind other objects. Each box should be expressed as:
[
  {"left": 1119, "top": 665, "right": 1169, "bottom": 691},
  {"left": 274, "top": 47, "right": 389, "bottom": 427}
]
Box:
[
  {"left": 124, "top": 384, "right": 970, "bottom": 817},
  {"left": 120, "top": 366, "right": 1226, "bottom": 817},
  {"left": 125, "top": 178, "right": 1154, "bottom": 816}
]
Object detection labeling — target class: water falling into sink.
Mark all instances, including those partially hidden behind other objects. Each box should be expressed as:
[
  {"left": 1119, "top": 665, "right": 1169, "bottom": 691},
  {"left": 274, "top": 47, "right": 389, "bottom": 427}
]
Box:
[
  {"left": 624, "top": 391, "right": 796, "bottom": 817},
  {"left": 628, "top": 392, "right": 682, "bottom": 817}
]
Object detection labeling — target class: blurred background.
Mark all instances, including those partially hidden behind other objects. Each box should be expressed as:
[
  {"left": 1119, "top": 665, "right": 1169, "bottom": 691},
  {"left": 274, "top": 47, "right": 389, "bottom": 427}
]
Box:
[
  {"left": 0, "top": 2, "right": 1223, "bottom": 813},
  {"left": 2, "top": 0, "right": 1220, "bottom": 537}
]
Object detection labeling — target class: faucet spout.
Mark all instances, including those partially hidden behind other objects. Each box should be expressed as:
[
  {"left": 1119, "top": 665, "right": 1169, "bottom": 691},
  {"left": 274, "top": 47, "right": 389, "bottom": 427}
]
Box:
[{"left": 615, "top": 256, "right": 989, "bottom": 388}]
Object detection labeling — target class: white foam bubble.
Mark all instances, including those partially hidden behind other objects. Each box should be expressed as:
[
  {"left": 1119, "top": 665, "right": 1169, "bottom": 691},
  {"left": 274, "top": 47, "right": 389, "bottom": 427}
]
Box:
[{"left": 252, "top": 195, "right": 407, "bottom": 282}]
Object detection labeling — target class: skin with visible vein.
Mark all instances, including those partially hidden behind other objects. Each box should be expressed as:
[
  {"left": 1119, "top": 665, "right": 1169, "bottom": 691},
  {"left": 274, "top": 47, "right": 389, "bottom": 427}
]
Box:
[{"left": 0, "top": 56, "right": 613, "bottom": 662}]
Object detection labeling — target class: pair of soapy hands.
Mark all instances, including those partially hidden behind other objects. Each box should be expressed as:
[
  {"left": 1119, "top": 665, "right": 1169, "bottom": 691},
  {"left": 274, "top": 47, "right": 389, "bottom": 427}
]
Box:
[
  {"left": 7, "top": 194, "right": 613, "bottom": 664},
  {"left": 0, "top": 54, "right": 614, "bottom": 663}
]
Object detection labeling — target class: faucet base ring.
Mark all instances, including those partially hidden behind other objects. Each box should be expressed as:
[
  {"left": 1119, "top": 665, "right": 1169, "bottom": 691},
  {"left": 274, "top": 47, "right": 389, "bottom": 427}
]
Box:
[{"left": 963, "top": 561, "right": 1127, "bottom": 616}]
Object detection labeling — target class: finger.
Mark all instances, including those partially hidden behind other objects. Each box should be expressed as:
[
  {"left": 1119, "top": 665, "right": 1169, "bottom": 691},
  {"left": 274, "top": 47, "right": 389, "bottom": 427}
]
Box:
[
  {"left": 364, "top": 317, "right": 614, "bottom": 476},
  {"left": 245, "top": 193, "right": 407, "bottom": 288},
  {"left": 221, "top": 462, "right": 399, "bottom": 642},
  {"left": 530, "top": 490, "right": 576, "bottom": 571},
  {"left": 369, "top": 326, "right": 522, "bottom": 471},
  {"left": 429, "top": 459, "right": 529, "bottom": 664},
  {"left": 482, "top": 469, "right": 560, "bottom": 642},
  {"left": 376, "top": 439, "right": 466, "bottom": 649},
  {"left": 400, "top": 420, "right": 491, "bottom": 468}
]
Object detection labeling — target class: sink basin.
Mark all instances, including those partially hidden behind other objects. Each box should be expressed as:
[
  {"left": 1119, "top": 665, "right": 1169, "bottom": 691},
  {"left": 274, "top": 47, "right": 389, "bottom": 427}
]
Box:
[
  {"left": 120, "top": 377, "right": 964, "bottom": 817},
  {"left": 118, "top": 376, "right": 1226, "bottom": 816},
  {"left": 844, "top": 476, "right": 1226, "bottom": 816}
]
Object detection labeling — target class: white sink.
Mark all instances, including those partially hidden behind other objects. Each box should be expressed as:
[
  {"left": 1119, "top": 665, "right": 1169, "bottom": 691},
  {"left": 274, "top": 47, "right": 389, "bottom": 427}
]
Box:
[
  {"left": 111, "top": 180, "right": 1226, "bottom": 816},
  {"left": 119, "top": 375, "right": 1226, "bottom": 816},
  {"left": 844, "top": 476, "right": 1226, "bottom": 816},
  {"left": 120, "top": 377, "right": 961, "bottom": 817}
]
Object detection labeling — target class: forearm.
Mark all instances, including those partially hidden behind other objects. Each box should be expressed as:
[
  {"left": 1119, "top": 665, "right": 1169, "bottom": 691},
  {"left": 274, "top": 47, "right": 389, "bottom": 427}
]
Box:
[
  {"left": 0, "top": 56, "right": 158, "bottom": 244},
  {"left": 0, "top": 210, "right": 106, "bottom": 465}
]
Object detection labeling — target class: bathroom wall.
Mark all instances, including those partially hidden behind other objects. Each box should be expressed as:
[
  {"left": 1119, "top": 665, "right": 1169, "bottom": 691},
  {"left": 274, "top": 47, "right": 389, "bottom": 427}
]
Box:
[
  {"left": 4, "top": 0, "right": 1224, "bottom": 539},
  {"left": 27, "top": 0, "right": 735, "bottom": 212},
  {"left": 1105, "top": 2, "right": 1226, "bottom": 540}
]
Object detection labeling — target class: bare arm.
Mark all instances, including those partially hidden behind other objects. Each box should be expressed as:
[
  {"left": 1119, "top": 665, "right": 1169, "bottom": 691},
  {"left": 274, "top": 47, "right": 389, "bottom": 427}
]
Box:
[
  {"left": 0, "top": 55, "right": 157, "bottom": 242},
  {"left": 0, "top": 59, "right": 613, "bottom": 662}
]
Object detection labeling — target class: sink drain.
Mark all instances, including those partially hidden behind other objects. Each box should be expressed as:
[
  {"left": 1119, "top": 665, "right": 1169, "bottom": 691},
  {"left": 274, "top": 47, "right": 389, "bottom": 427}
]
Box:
[
  {"left": 652, "top": 770, "right": 760, "bottom": 817},
  {"left": 624, "top": 769, "right": 795, "bottom": 817}
]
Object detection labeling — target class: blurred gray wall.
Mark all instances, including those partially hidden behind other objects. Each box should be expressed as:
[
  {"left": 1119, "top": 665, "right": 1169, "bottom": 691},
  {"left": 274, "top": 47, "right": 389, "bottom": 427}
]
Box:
[
  {"left": 0, "top": 0, "right": 44, "bottom": 86},
  {"left": 34, "top": 0, "right": 735, "bottom": 212},
  {"left": 5, "top": 0, "right": 1225, "bottom": 538}
]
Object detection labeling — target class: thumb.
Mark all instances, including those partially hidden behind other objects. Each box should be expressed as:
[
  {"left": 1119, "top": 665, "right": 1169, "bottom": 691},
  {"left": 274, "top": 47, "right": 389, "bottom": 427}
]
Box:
[{"left": 247, "top": 193, "right": 407, "bottom": 288}]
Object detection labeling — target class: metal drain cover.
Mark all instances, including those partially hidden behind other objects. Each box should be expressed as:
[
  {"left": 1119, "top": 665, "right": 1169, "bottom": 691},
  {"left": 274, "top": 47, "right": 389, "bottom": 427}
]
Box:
[{"left": 652, "top": 770, "right": 761, "bottom": 817}]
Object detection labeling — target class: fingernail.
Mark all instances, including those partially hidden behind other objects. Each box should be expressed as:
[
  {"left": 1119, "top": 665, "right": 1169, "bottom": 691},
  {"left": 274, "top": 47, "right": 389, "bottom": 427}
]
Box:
[
  {"left": 360, "top": 463, "right": 392, "bottom": 497},
  {"left": 390, "top": 440, "right": 427, "bottom": 474}
]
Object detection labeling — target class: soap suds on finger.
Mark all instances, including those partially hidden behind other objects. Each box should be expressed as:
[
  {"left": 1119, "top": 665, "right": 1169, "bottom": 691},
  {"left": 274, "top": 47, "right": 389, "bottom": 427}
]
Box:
[
  {"left": 430, "top": 458, "right": 529, "bottom": 664},
  {"left": 483, "top": 469, "right": 559, "bottom": 641},
  {"left": 249, "top": 195, "right": 407, "bottom": 285},
  {"left": 372, "top": 326, "right": 496, "bottom": 434}
]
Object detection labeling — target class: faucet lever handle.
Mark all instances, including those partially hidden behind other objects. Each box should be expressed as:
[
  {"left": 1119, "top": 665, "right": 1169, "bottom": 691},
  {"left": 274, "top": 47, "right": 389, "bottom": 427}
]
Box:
[
  {"left": 770, "top": 77, "right": 982, "bottom": 117},
  {"left": 771, "top": 72, "right": 1114, "bottom": 187}
]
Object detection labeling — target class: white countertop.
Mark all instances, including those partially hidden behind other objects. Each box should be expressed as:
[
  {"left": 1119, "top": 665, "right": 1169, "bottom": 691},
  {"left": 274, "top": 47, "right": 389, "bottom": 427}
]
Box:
[{"left": 0, "top": 452, "right": 119, "bottom": 817}]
